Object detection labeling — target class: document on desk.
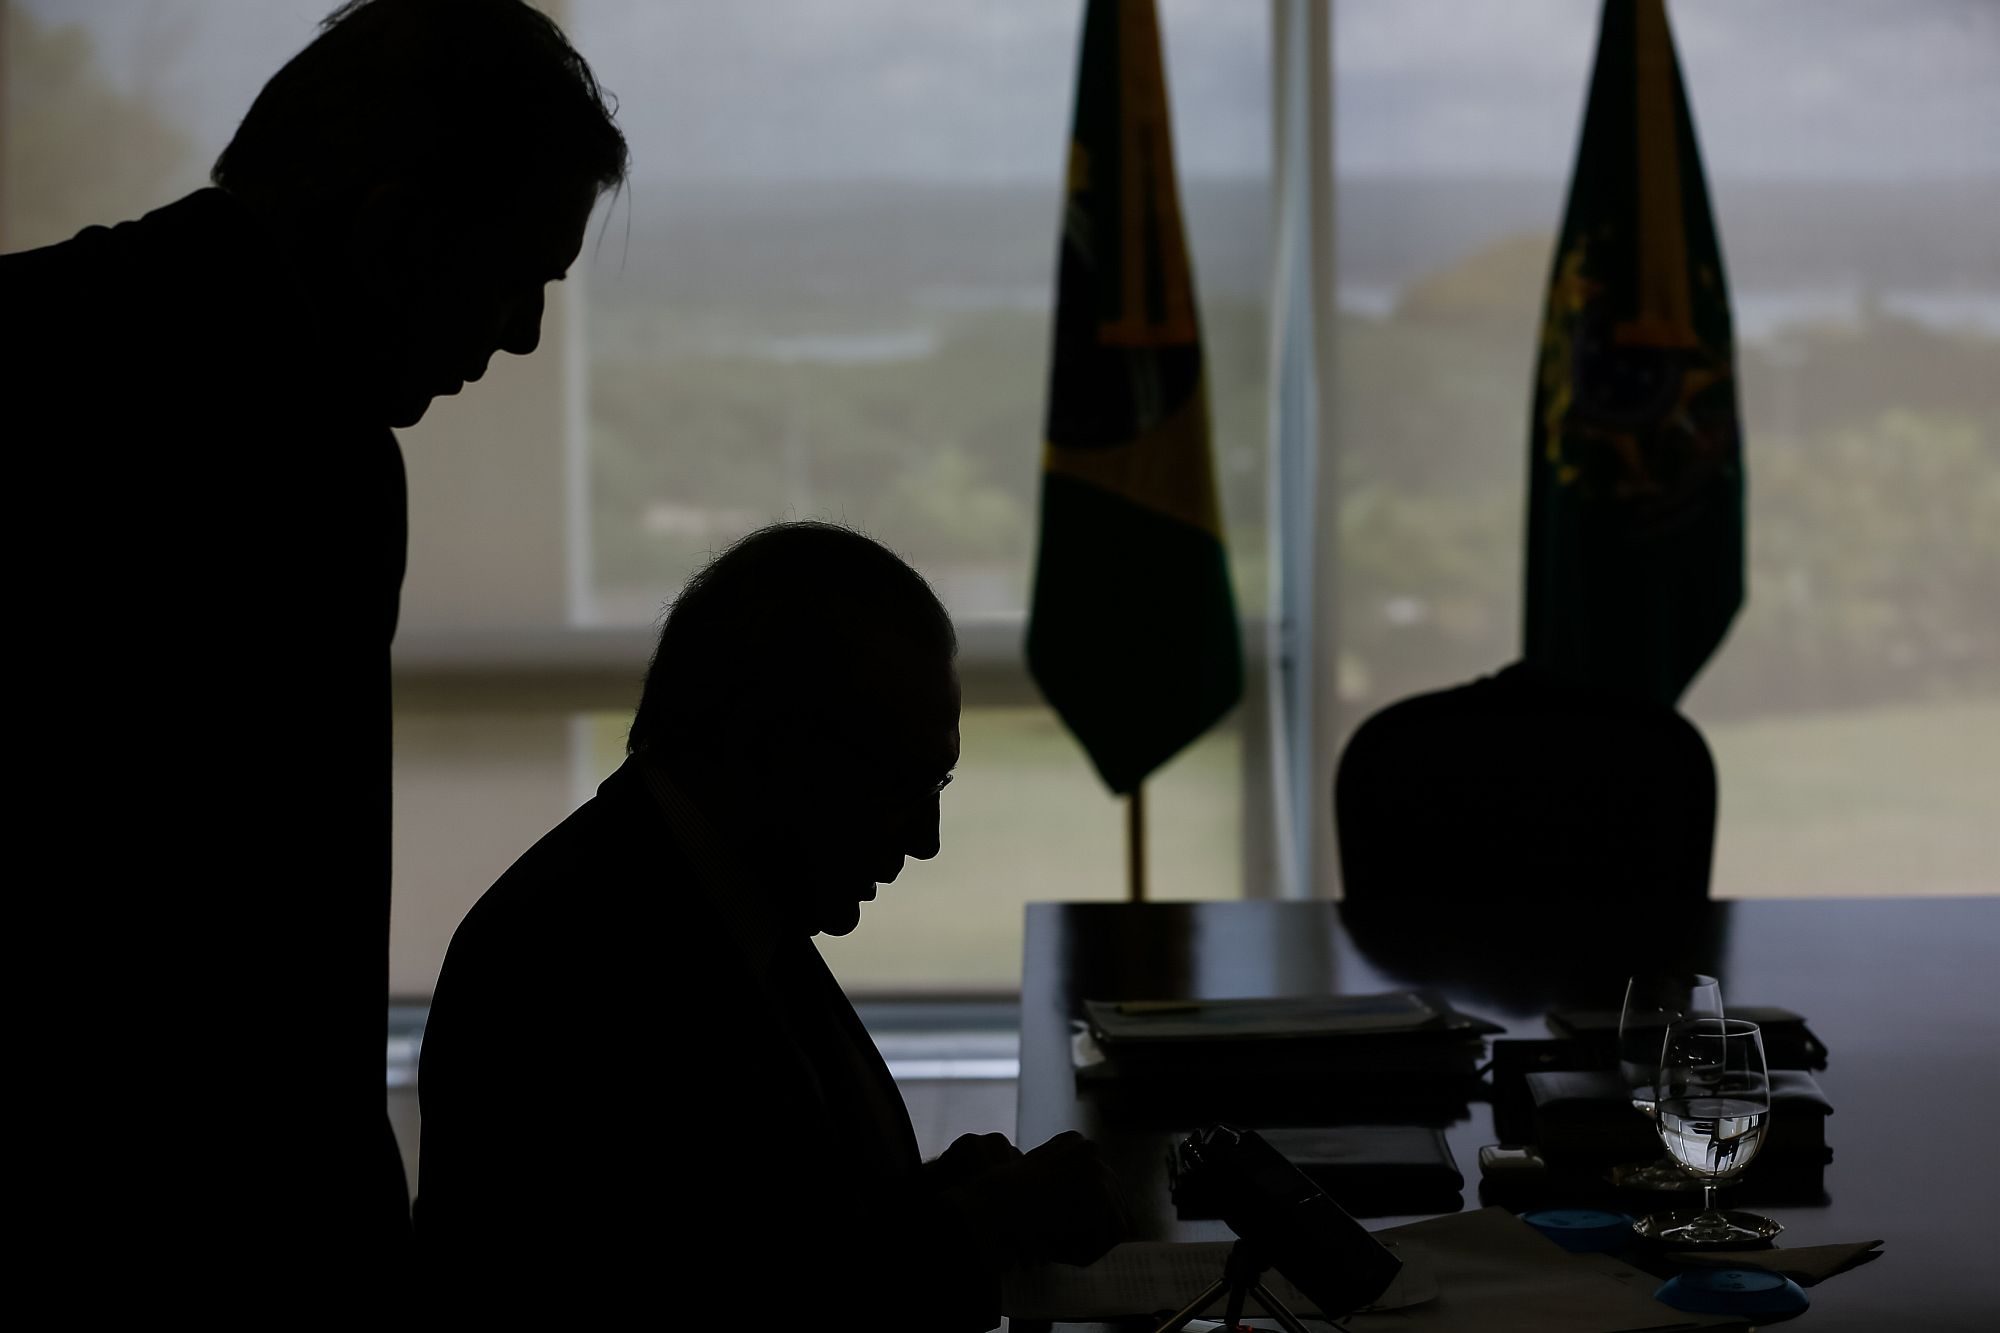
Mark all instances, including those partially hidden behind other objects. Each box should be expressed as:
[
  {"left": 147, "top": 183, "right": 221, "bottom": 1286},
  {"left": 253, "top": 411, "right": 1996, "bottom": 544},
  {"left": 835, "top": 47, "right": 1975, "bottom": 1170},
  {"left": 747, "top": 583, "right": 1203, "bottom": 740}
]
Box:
[
  {"left": 1350, "top": 1209, "right": 1742, "bottom": 1333},
  {"left": 1001, "top": 1239, "right": 1437, "bottom": 1321},
  {"left": 1004, "top": 1210, "right": 1741, "bottom": 1331}
]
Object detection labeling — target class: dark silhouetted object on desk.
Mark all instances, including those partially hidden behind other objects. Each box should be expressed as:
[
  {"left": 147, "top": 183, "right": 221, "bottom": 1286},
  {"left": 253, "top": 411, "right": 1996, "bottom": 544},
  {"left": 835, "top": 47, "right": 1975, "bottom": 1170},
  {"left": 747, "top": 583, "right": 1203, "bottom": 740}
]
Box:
[
  {"left": 0, "top": 0, "right": 625, "bottom": 1310},
  {"left": 1163, "top": 1125, "right": 1403, "bottom": 1328},
  {"left": 418, "top": 524, "right": 1128, "bottom": 1326},
  {"left": 1335, "top": 662, "right": 1719, "bottom": 1003}
]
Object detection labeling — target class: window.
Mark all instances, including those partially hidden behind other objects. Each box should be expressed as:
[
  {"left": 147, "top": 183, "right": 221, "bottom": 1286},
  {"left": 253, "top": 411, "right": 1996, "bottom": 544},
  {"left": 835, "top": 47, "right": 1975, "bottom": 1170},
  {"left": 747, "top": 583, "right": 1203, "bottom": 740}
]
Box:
[{"left": 8, "top": 1, "right": 1990, "bottom": 1005}]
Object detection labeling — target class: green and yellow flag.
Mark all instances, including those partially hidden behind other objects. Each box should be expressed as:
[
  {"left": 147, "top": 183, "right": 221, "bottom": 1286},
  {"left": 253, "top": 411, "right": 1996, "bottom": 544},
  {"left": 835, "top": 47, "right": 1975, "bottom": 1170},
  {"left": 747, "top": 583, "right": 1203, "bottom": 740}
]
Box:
[
  {"left": 1026, "top": 0, "right": 1243, "bottom": 796},
  {"left": 1526, "top": 0, "right": 1745, "bottom": 703}
]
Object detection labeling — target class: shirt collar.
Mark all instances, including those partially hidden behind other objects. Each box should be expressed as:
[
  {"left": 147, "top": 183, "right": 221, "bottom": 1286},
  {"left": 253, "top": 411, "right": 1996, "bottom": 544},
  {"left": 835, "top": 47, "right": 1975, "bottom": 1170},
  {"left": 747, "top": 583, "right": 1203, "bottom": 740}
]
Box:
[{"left": 631, "top": 754, "right": 784, "bottom": 980}]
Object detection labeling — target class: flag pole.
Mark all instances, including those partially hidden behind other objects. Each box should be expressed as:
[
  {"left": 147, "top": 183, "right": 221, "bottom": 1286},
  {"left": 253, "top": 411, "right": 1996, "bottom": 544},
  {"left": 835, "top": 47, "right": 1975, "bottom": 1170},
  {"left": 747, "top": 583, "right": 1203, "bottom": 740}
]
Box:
[{"left": 1127, "top": 783, "right": 1148, "bottom": 902}]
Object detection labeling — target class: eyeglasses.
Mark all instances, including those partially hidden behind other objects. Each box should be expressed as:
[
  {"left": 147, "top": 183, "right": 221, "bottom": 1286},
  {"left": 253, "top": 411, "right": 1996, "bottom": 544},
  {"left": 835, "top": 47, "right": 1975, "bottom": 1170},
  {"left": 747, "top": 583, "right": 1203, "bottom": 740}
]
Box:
[
  {"left": 862, "top": 768, "right": 954, "bottom": 822},
  {"left": 810, "top": 741, "right": 954, "bottom": 820},
  {"left": 898, "top": 770, "right": 954, "bottom": 809}
]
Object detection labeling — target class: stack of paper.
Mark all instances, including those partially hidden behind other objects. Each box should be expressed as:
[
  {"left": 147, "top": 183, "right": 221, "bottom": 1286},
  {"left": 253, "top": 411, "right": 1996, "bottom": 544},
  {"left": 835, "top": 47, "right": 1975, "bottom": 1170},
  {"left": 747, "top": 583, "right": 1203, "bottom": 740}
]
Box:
[
  {"left": 1002, "top": 1207, "right": 1743, "bottom": 1332},
  {"left": 1001, "top": 1237, "right": 1437, "bottom": 1322}
]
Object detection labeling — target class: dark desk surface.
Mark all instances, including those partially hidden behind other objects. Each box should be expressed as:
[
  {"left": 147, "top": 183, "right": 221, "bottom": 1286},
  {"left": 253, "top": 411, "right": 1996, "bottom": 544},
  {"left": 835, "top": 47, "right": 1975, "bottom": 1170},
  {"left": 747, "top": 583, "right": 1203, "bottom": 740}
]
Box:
[{"left": 1018, "top": 898, "right": 2000, "bottom": 1332}]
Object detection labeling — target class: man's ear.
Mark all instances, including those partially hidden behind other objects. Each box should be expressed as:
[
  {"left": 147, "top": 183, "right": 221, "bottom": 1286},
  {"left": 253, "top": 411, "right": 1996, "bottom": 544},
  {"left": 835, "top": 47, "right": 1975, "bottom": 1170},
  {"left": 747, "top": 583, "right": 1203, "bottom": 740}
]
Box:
[{"left": 343, "top": 180, "right": 442, "bottom": 282}]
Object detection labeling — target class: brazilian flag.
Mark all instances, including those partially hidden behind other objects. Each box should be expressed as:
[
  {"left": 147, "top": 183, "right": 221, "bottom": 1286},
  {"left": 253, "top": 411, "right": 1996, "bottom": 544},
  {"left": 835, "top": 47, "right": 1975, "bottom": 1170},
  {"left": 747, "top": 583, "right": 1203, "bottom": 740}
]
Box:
[
  {"left": 1526, "top": 0, "right": 1745, "bottom": 704},
  {"left": 1026, "top": 0, "right": 1243, "bottom": 797}
]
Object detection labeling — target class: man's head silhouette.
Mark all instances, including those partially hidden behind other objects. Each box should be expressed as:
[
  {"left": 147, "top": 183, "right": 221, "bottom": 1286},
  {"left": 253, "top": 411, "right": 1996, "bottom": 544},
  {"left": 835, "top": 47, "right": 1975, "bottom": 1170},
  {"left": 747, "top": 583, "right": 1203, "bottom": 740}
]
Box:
[
  {"left": 630, "top": 523, "right": 961, "bottom": 938},
  {"left": 212, "top": 0, "right": 628, "bottom": 426}
]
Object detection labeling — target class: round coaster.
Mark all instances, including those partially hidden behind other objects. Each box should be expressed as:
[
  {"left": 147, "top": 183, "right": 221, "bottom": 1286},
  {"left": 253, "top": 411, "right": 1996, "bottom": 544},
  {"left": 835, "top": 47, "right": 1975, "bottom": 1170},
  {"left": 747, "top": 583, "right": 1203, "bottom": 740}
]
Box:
[
  {"left": 1523, "top": 1209, "right": 1636, "bottom": 1254},
  {"left": 1656, "top": 1268, "right": 1810, "bottom": 1317}
]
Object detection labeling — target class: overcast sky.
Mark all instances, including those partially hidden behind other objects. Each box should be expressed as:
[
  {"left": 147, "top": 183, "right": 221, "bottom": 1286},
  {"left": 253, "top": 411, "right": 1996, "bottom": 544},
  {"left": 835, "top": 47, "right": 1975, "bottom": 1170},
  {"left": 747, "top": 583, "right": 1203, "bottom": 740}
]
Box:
[{"left": 18, "top": 0, "right": 1999, "bottom": 183}]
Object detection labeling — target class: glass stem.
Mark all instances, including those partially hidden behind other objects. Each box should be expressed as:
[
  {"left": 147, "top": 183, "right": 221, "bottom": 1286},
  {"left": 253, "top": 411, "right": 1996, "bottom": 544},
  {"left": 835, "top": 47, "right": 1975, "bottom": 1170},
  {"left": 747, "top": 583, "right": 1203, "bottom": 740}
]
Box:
[{"left": 1702, "top": 1182, "right": 1718, "bottom": 1217}]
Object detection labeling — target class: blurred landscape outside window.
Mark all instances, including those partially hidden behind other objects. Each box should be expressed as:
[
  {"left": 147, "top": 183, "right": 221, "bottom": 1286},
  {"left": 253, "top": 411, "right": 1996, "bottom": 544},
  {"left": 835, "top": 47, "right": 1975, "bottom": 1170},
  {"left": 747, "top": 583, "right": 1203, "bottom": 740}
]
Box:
[{"left": 5, "top": 1, "right": 1991, "bottom": 998}]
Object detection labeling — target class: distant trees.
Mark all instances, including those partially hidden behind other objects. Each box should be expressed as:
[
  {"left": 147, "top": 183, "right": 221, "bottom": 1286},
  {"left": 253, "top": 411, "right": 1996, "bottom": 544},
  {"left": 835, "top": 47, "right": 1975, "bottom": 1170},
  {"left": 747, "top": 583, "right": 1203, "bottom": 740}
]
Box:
[{"left": 587, "top": 261, "right": 1996, "bottom": 725}]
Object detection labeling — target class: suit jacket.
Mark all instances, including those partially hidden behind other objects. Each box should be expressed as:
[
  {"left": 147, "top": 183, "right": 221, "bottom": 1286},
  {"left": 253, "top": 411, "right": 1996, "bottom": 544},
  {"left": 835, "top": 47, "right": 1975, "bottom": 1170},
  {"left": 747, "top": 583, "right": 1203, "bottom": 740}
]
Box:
[
  {"left": 416, "top": 758, "right": 1002, "bottom": 1328},
  {"left": 1, "top": 191, "right": 409, "bottom": 1307}
]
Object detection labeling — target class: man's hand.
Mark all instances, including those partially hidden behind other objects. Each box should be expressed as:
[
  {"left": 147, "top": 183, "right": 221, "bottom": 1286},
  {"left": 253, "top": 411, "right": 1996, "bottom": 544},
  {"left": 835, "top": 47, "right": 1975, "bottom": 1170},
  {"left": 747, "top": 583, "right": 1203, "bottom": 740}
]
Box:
[
  {"left": 925, "top": 1131, "right": 1023, "bottom": 1190},
  {"left": 1006, "top": 1131, "right": 1131, "bottom": 1266},
  {"left": 942, "top": 1130, "right": 1131, "bottom": 1269}
]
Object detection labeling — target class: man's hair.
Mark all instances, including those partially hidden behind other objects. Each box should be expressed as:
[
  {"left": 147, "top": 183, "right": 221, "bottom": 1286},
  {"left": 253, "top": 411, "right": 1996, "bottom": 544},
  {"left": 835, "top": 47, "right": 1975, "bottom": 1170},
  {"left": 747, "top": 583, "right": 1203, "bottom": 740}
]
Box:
[
  {"left": 629, "top": 523, "right": 958, "bottom": 758},
  {"left": 213, "top": 0, "right": 628, "bottom": 205}
]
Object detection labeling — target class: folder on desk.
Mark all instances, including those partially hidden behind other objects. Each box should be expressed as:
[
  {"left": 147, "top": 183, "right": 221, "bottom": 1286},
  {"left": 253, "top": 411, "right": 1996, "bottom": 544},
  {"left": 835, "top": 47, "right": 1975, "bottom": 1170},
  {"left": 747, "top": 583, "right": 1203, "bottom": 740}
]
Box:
[
  {"left": 1075, "top": 990, "right": 1501, "bottom": 1119},
  {"left": 1083, "top": 990, "right": 1498, "bottom": 1073},
  {"left": 1546, "top": 1004, "right": 1830, "bottom": 1070},
  {"left": 1087, "top": 990, "right": 1497, "bottom": 1047},
  {"left": 1529, "top": 1067, "right": 1834, "bottom": 1166},
  {"left": 1171, "top": 1125, "right": 1466, "bottom": 1218},
  {"left": 1087, "top": 991, "right": 1441, "bottom": 1041}
]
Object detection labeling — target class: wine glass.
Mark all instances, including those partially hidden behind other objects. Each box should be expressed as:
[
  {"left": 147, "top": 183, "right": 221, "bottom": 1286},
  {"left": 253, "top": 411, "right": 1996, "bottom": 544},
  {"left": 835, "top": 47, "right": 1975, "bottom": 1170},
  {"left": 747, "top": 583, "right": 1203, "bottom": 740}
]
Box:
[
  {"left": 1638, "top": 1018, "right": 1782, "bottom": 1246},
  {"left": 1615, "top": 973, "right": 1722, "bottom": 1190}
]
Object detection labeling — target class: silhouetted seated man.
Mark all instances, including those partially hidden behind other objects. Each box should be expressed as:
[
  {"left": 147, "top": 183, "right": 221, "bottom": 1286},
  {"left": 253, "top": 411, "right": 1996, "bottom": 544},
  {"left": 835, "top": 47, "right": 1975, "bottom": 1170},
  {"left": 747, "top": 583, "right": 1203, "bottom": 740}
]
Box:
[
  {"left": 0, "top": 0, "right": 625, "bottom": 1304},
  {"left": 417, "top": 523, "right": 1129, "bottom": 1323}
]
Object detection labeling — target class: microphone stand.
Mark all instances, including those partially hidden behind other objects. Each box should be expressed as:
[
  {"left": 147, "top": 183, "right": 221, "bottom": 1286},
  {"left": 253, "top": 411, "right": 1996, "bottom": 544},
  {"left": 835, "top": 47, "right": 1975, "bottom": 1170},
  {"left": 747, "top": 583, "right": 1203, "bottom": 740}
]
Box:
[{"left": 1149, "top": 1238, "right": 1317, "bottom": 1333}]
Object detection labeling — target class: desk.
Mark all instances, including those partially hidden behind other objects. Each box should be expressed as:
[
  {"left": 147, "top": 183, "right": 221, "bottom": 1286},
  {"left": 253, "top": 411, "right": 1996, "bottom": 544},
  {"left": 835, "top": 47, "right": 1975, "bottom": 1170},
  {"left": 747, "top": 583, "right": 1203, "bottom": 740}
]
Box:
[{"left": 1018, "top": 899, "right": 1999, "bottom": 1331}]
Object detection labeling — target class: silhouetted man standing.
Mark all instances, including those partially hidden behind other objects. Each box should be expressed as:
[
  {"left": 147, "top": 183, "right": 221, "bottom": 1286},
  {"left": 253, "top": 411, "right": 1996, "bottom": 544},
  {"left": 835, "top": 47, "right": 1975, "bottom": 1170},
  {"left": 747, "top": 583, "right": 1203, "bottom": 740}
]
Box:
[
  {"left": 0, "top": 0, "right": 625, "bottom": 1309},
  {"left": 418, "top": 524, "right": 1130, "bottom": 1325}
]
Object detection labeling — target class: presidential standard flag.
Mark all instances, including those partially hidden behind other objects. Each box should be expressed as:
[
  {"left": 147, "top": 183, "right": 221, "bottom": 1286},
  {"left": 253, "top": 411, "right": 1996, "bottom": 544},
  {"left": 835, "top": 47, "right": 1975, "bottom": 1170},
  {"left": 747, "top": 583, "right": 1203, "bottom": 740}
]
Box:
[
  {"left": 1526, "top": 0, "right": 1745, "bottom": 704},
  {"left": 1025, "top": 0, "right": 1242, "bottom": 797}
]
